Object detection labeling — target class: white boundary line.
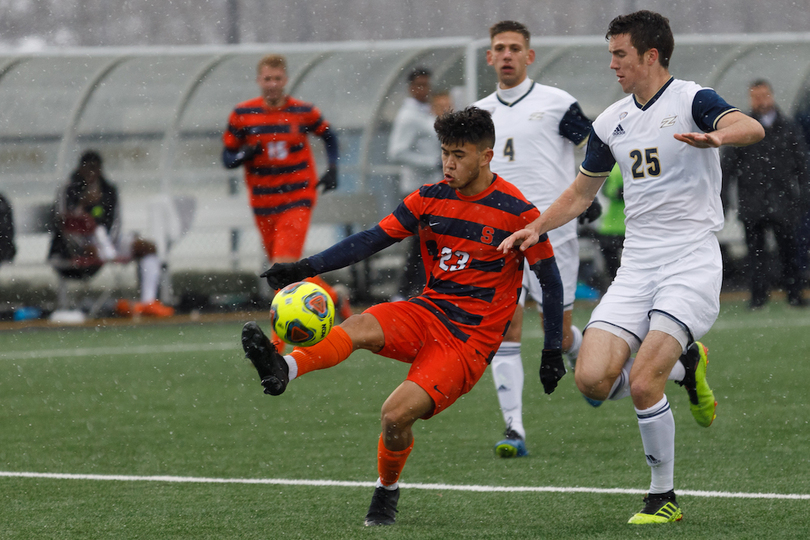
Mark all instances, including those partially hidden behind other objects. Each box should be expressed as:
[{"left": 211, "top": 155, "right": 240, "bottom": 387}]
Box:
[{"left": 0, "top": 471, "right": 807, "bottom": 500}]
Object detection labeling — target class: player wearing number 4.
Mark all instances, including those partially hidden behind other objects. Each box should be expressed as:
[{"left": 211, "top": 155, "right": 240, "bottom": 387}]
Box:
[
  {"left": 474, "top": 21, "right": 601, "bottom": 458},
  {"left": 500, "top": 11, "right": 764, "bottom": 524},
  {"left": 241, "top": 107, "right": 564, "bottom": 526},
  {"left": 222, "top": 54, "right": 351, "bottom": 348}
]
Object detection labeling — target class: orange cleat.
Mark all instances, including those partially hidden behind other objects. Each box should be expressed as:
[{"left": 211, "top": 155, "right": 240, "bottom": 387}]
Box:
[
  {"left": 115, "top": 299, "right": 133, "bottom": 317},
  {"left": 134, "top": 300, "right": 175, "bottom": 318}
]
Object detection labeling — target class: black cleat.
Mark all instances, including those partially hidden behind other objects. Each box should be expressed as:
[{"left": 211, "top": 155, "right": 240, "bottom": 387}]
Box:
[
  {"left": 241, "top": 321, "right": 289, "bottom": 396},
  {"left": 628, "top": 490, "right": 683, "bottom": 524},
  {"left": 364, "top": 486, "right": 399, "bottom": 526}
]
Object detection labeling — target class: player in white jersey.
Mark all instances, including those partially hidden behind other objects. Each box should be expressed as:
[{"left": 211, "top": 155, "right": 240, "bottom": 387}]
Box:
[
  {"left": 499, "top": 11, "right": 764, "bottom": 524},
  {"left": 474, "top": 20, "right": 601, "bottom": 459}
]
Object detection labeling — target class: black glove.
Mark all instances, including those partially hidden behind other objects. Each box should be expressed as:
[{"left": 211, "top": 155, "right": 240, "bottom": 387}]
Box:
[
  {"left": 539, "top": 349, "right": 565, "bottom": 394},
  {"left": 260, "top": 259, "right": 316, "bottom": 290},
  {"left": 578, "top": 198, "right": 602, "bottom": 224},
  {"left": 317, "top": 166, "right": 338, "bottom": 193}
]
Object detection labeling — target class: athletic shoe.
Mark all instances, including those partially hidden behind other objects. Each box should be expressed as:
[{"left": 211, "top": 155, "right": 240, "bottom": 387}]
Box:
[
  {"left": 364, "top": 486, "right": 399, "bottom": 526},
  {"left": 677, "top": 341, "right": 716, "bottom": 427},
  {"left": 134, "top": 299, "right": 174, "bottom": 318},
  {"left": 241, "top": 321, "right": 289, "bottom": 396},
  {"left": 494, "top": 428, "right": 528, "bottom": 458},
  {"left": 115, "top": 299, "right": 133, "bottom": 317},
  {"left": 627, "top": 490, "right": 683, "bottom": 524}
]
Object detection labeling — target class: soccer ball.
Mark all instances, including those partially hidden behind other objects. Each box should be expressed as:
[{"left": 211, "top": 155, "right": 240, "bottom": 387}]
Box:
[{"left": 270, "top": 281, "right": 335, "bottom": 347}]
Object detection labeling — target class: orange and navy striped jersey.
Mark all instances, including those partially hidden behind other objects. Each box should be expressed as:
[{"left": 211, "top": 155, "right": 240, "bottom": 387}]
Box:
[
  {"left": 223, "top": 95, "right": 330, "bottom": 215},
  {"left": 378, "top": 174, "right": 556, "bottom": 356}
]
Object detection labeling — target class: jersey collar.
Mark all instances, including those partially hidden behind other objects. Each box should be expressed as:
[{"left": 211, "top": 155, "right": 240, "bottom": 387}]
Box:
[
  {"left": 496, "top": 78, "right": 535, "bottom": 107},
  {"left": 633, "top": 77, "right": 674, "bottom": 111}
]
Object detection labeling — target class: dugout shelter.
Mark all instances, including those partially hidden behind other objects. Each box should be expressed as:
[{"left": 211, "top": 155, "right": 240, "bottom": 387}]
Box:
[{"left": 2, "top": 32, "right": 810, "bottom": 302}]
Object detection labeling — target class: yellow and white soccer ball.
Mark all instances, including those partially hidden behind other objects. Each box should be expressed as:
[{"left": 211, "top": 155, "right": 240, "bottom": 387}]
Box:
[{"left": 270, "top": 281, "right": 335, "bottom": 347}]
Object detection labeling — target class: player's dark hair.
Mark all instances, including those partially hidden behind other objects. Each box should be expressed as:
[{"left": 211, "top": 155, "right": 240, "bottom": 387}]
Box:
[
  {"left": 606, "top": 10, "right": 674, "bottom": 69},
  {"left": 79, "top": 150, "right": 102, "bottom": 168},
  {"left": 750, "top": 78, "right": 773, "bottom": 91},
  {"left": 489, "top": 20, "right": 530, "bottom": 45},
  {"left": 408, "top": 67, "right": 431, "bottom": 82},
  {"left": 434, "top": 107, "right": 495, "bottom": 151}
]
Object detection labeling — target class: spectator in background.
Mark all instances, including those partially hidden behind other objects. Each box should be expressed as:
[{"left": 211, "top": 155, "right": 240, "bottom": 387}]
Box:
[
  {"left": 793, "top": 89, "right": 810, "bottom": 287},
  {"left": 0, "top": 192, "right": 16, "bottom": 266},
  {"left": 223, "top": 54, "right": 351, "bottom": 347},
  {"left": 595, "top": 164, "right": 625, "bottom": 290},
  {"left": 388, "top": 67, "right": 443, "bottom": 300},
  {"left": 48, "top": 150, "right": 174, "bottom": 317},
  {"left": 722, "top": 79, "right": 809, "bottom": 308}
]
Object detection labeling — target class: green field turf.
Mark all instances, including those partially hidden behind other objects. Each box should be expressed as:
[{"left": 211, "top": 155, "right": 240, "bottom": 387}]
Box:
[{"left": 1, "top": 300, "right": 809, "bottom": 539}]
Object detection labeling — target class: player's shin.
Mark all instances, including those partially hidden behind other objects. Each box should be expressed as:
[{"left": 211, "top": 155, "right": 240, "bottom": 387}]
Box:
[
  {"left": 288, "top": 325, "right": 353, "bottom": 377},
  {"left": 377, "top": 434, "right": 414, "bottom": 488}
]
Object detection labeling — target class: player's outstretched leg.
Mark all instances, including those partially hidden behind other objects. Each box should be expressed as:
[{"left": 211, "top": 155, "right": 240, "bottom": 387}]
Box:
[
  {"left": 364, "top": 486, "right": 400, "bottom": 526},
  {"left": 241, "top": 321, "right": 289, "bottom": 395},
  {"left": 628, "top": 490, "right": 683, "bottom": 524},
  {"left": 494, "top": 427, "right": 528, "bottom": 458},
  {"left": 677, "top": 341, "right": 716, "bottom": 427}
]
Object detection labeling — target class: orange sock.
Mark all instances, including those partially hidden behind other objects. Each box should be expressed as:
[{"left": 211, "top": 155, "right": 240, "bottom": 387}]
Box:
[
  {"left": 306, "top": 276, "right": 338, "bottom": 305},
  {"left": 377, "top": 434, "right": 414, "bottom": 487},
  {"left": 270, "top": 329, "right": 286, "bottom": 355},
  {"left": 289, "top": 325, "right": 353, "bottom": 377}
]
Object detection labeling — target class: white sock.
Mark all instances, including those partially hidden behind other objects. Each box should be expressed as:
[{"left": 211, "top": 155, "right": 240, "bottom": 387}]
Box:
[
  {"left": 566, "top": 324, "right": 582, "bottom": 362},
  {"left": 608, "top": 356, "right": 635, "bottom": 400},
  {"left": 376, "top": 478, "right": 398, "bottom": 491},
  {"left": 93, "top": 227, "right": 118, "bottom": 261},
  {"left": 668, "top": 360, "right": 686, "bottom": 382},
  {"left": 491, "top": 341, "right": 525, "bottom": 439},
  {"left": 284, "top": 354, "right": 298, "bottom": 381},
  {"left": 139, "top": 254, "right": 162, "bottom": 303},
  {"left": 636, "top": 395, "right": 676, "bottom": 494}
]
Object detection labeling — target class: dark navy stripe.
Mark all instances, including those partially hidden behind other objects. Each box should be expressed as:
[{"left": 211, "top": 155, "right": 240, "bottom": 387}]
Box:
[
  {"left": 637, "top": 402, "right": 671, "bottom": 420},
  {"left": 476, "top": 189, "right": 536, "bottom": 217},
  {"left": 301, "top": 118, "right": 324, "bottom": 133},
  {"left": 248, "top": 125, "right": 291, "bottom": 135},
  {"left": 425, "top": 213, "right": 536, "bottom": 250},
  {"left": 559, "top": 102, "right": 592, "bottom": 145},
  {"left": 428, "top": 297, "right": 484, "bottom": 327},
  {"left": 289, "top": 142, "right": 305, "bottom": 153},
  {"left": 393, "top": 203, "right": 420, "bottom": 234},
  {"left": 286, "top": 105, "right": 314, "bottom": 113},
  {"left": 252, "top": 182, "right": 309, "bottom": 196},
  {"left": 234, "top": 107, "right": 266, "bottom": 115},
  {"left": 427, "top": 277, "right": 496, "bottom": 302},
  {"left": 468, "top": 257, "right": 505, "bottom": 273},
  {"left": 496, "top": 81, "right": 535, "bottom": 107},
  {"left": 253, "top": 199, "right": 312, "bottom": 216},
  {"left": 227, "top": 124, "right": 243, "bottom": 137},
  {"left": 410, "top": 298, "right": 470, "bottom": 343},
  {"left": 249, "top": 161, "right": 309, "bottom": 176},
  {"left": 635, "top": 77, "right": 674, "bottom": 111}
]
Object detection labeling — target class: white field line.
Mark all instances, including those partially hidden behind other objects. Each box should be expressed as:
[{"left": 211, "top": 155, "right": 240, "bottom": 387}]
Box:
[
  {"left": 0, "top": 471, "right": 807, "bottom": 500},
  {"left": 0, "top": 342, "right": 237, "bottom": 361}
]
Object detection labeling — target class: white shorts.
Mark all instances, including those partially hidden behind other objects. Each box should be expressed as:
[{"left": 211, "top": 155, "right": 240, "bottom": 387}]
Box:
[
  {"left": 521, "top": 236, "right": 579, "bottom": 312},
  {"left": 586, "top": 236, "right": 722, "bottom": 349}
]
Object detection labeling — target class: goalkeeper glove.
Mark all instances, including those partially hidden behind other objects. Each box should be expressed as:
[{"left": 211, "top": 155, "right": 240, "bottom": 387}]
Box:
[
  {"left": 260, "top": 259, "right": 316, "bottom": 290},
  {"left": 539, "top": 349, "right": 565, "bottom": 394},
  {"left": 577, "top": 198, "right": 602, "bottom": 224},
  {"left": 317, "top": 166, "right": 338, "bottom": 193}
]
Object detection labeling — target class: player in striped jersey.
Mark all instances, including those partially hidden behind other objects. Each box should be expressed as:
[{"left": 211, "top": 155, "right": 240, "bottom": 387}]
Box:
[
  {"left": 500, "top": 11, "right": 764, "bottom": 524},
  {"left": 223, "top": 54, "right": 350, "bottom": 342},
  {"left": 239, "top": 107, "right": 564, "bottom": 526},
  {"left": 474, "top": 20, "right": 600, "bottom": 459}
]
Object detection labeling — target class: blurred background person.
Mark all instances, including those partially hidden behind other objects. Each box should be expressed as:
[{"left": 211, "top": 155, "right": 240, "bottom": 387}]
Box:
[
  {"left": 722, "top": 79, "right": 809, "bottom": 308},
  {"left": 48, "top": 150, "right": 174, "bottom": 317},
  {"left": 387, "top": 67, "right": 444, "bottom": 301}
]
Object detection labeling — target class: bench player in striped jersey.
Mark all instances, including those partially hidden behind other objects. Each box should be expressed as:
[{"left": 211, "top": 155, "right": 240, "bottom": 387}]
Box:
[
  {"left": 223, "top": 54, "right": 350, "bottom": 342},
  {"left": 500, "top": 11, "right": 764, "bottom": 525},
  {"left": 239, "top": 107, "right": 565, "bottom": 526}
]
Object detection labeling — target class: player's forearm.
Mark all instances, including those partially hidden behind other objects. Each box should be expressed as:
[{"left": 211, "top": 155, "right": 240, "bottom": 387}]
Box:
[
  {"left": 715, "top": 112, "right": 765, "bottom": 147},
  {"left": 529, "top": 175, "right": 597, "bottom": 236},
  {"left": 307, "top": 225, "right": 398, "bottom": 274},
  {"left": 531, "top": 258, "right": 563, "bottom": 350}
]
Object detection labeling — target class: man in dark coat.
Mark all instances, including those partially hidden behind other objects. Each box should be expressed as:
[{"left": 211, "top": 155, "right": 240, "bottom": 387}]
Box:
[{"left": 722, "top": 79, "right": 809, "bottom": 308}]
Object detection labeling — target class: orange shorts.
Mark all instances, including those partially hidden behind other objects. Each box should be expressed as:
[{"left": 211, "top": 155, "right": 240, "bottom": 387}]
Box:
[
  {"left": 364, "top": 300, "right": 490, "bottom": 418},
  {"left": 253, "top": 206, "right": 312, "bottom": 261}
]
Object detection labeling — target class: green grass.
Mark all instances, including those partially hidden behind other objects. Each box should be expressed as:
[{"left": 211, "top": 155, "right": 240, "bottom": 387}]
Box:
[{"left": 0, "top": 301, "right": 809, "bottom": 538}]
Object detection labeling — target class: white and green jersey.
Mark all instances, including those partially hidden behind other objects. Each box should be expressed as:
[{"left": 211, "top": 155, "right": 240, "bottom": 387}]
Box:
[
  {"left": 581, "top": 78, "right": 738, "bottom": 269},
  {"left": 475, "top": 78, "right": 591, "bottom": 246}
]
